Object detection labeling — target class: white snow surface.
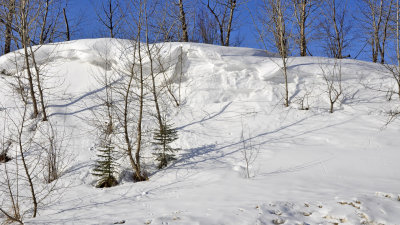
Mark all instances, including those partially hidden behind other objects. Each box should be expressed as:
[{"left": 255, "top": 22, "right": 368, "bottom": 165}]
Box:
[{"left": 0, "top": 38, "right": 400, "bottom": 225}]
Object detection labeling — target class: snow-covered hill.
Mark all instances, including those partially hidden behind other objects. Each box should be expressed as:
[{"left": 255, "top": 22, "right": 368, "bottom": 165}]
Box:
[{"left": 1, "top": 38, "right": 400, "bottom": 225}]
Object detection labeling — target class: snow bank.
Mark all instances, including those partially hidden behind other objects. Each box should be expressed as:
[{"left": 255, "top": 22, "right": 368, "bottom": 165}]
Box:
[{"left": 1, "top": 38, "right": 399, "bottom": 225}]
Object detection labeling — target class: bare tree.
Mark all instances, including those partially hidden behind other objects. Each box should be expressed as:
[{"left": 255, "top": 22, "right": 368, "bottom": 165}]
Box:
[
  {"left": 12, "top": 105, "right": 38, "bottom": 218},
  {"left": 95, "top": 0, "right": 123, "bottom": 38},
  {"left": 144, "top": 8, "right": 182, "bottom": 168},
  {"left": 38, "top": 122, "right": 69, "bottom": 183},
  {"left": 196, "top": 8, "right": 219, "bottom": 44},
  {"left": 63, "top": 8, "right": 70, "bottom": 41},
  {"left": 178, "top": 0, "right": 189, "bottom": 42},
  {"left": 240, "top": 117, "right": 258, "bottom": 179},
  {"left": 29, "top": 44, "right": 48, "bottom": 121},
  {"left": 118, "top": 40, "right": 148, "bottom": 181},
  {"left": 150, "top": 1, "right": 177, "bottom": 42},
  {"left": 12, "top": 0, "right": 51, "bottom": 121},
  {"left": 378, "top": 0, "right": 393, "bottom": 64},
  {"left": 206, "top": 0, "right": 239, "bottom": 46},
  {"left": 1, "top": 0, "right": 16, "bottom": 54},
  {"left": 395, "top": 0, "right": 400, "bottom": 97},
  {"left": 320, "top": 0, "right": 351, "bottom": 59},
  {"left": 112, "top": 0, "right": 184, "bottom": 177},
  {"left": 359, "top": 0, "right": 394, "bottom": 63},
  {"left": 294, "top": 84, "right": 313, "bottom": 110},
  {"left": 39, "top": 0, "right": 50, "bottom": 44},
  {"left": 115, "top": 0, "right": 151, "bottom": 182},
  {"left": 292, "top": 0, "right": 320, "bottom": 56},
  {"left": 150, "top": 0, "right": 195, "bottom": 42},
  {"left": 145, "top": 19, "right": 163, "bottom": 132},
  {"left": 38, "top": 0, "right": 67, "bottom": 44},
  {"left": 134, "top": 6, "right": 146, "bottom": 181},
  {"left": 383, "top": 0, "right": 400, "bottom": 100},
  {"left": 320, "top": 59, "right": 343, "bottom": 113},
  {"left": 0, "top": 104, "right": 64, "bottom": 223},
  {"left": 259, "top": 0, "right": 291, "bottom": 107},
  {"left": 17, "top": 0, "right": 40, "bottom": 118},
  {"left": 0, "top": 157, "right": 23, "bottom": 224}
]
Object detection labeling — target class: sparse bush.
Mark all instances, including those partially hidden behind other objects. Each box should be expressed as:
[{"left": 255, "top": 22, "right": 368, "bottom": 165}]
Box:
[
  {"left": 37, "top": 122, "right": 70, "bottom": 183},
  {"left": 320, "top": 60, "right": 343, "bottom": 113},
  {"left": 295, "top": 86, "right": 313, "bottom": 110},
  {"left": 240, "top": 118, "right": 259, "bottom": 179}
]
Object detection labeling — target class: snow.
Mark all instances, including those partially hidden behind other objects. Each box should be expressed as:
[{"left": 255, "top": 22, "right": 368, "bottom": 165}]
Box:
[{"left": 1, "top": 38, "right": 400, "bottom": 225}]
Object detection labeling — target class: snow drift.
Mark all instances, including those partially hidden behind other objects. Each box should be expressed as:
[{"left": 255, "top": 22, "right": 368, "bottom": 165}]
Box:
[{"left": 0, "top": 38, "right": 400, "bottom": 225}]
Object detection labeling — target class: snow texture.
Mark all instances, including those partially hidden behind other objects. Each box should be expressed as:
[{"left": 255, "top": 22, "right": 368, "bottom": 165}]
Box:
[{"left": 0, "top": 38, "right": 400, "bottom": 225}]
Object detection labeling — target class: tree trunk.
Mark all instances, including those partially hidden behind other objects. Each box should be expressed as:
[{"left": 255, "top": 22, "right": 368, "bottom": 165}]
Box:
[
  {"left": 179, "top": 0, "right": 189, "bottom": 42},
  {"left": 108, "top": 0, "right": 114, "bottom": 38},
  {"left": 379, "top": 0, "right": 393, "bottom": 64},
  {"left": 272, "top": 0, "right": 290, "bottom": 107},
  {"left": 299, "top": 12, "right": 306, "bottom": 56},
  {"left": 40, "top": 0, "right": 50, "bottom": 44},
  {"left": 135, "top": 37, "right": 145, "bottom": 181},
  {"left": 123, "top": 65, "right": 138, "bottom": 181},
  {"left": 293, "top": 0, "right": 307, "bottom": 56},
  {"left": 225, "top": 0, "right": 237, "bottom": 46},
  {"left": 21, "top": 0, "right": 39, "bottom": 118},
  {"left": 18, "top": 107, "right": 38, "bottom": 217},
  {"left": 283, "top": 59, "right": 289, "bottom": 107},
  {"left": 207, "top": 0, "right": 237, "bottom": 46},
  {"left": 145, "top": 27, "right": 163, "bottom": 131},
  {"left": 332, "top": 9, "right": 342, "bottom": 58},
  {"left": 29, "top": 45, "right": 48, "bottom": 121},
  {"left": 63, "top": 8, "right": 70, "bottom": 41},
  {"left": 397, "top": 0, "right": 400, "bottom": 97},
  {"left": 4, "top": 0, "right": 16, "bottom": 54}
]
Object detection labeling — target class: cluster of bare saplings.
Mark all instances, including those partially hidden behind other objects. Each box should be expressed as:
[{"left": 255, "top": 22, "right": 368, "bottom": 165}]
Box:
[
  {"left": 0, "top": 0, "right": 183, "bottom": 223},
  {"left": 1, "top": 0, "right": 400, "bottom": 223}
]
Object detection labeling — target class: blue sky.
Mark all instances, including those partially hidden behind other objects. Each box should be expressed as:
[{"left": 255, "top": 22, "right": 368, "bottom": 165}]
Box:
[
  {"left": 67, "top": 0, "right": 263, "bottom": 48},
  {"left": 65, "top": 0, "right": 393, "bottom": 63}
]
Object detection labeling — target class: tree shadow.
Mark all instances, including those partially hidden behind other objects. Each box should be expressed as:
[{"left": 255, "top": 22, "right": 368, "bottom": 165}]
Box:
[
  {"left": 48, "top": 103, "right": 103, "bottom": 117},
  {"left": 28, "top": 171, "right": 193, "bottom": 225},
  {"left": 170, "top": 113, "right": 351, "bottom": 172},
  {"left": 176, "top": 102, "right": 232, "bottom": 130},
  {"left": 47, "top": 77, "right": 123, "bottom": 109}
]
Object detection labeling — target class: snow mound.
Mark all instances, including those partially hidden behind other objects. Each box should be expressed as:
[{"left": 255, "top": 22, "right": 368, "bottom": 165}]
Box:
[{"left": 0, "top": 38, "right": 399, "bottom": 225}]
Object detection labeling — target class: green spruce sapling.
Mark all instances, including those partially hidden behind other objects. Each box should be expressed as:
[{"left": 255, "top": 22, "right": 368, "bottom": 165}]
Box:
[
  {"left": 153, "top": 121, "right": 179, "bottom": 169},
  {"left": 92, "top": 122, "right": 118, "bottom": 188}
]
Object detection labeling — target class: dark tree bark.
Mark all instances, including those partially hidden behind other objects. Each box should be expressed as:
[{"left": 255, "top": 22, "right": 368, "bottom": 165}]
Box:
[
  {"left": 20, "top": 0, "right": 39, "bottom": 118},
  {"left": 39, "top": 0, "right": 50, "bottom": 44},
  {"left": 63, "top": 8, "right": 70, "bottom": 41},
  {"left": 4, "top": 0, "right": 16, "bottom": 54},
  {"left": 292, "top": 0, "right": 318, "bottom": 56},
  {"left": 96, "top": 0, "right": 122, "bottom": 38},
  {"left": 206, "top": 0, "right": 238, "bottom": 46},
  {"left": 320, "top": 0, "right": 351, "bottom": 59},
  {"left": 178, "top": 0, "right": 189, "bottom": 42},
  {"left": 29, "top": 45, "right": 48, "bottom": 121},
  {"left": 360, "top": 0, "right": 394, "bottom": 63}
]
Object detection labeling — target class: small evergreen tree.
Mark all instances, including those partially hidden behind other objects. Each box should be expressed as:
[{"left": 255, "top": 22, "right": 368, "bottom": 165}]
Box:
[
  {"left": 153, "top": 122, "right": 179, "bottom": 169},
  {"left": 92, "top": 143, "right": 118, "bottom": 188},
  {"left": 92, "top": 123, "right": 118, "bottom": 188}
]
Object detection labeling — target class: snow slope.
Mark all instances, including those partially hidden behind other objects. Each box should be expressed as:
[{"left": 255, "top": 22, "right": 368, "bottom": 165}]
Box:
[{"left": 1, "top": 38, "right": 400, "bottom": 225}]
